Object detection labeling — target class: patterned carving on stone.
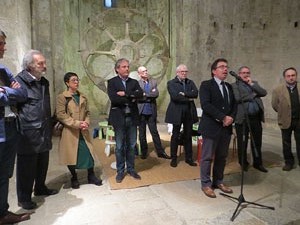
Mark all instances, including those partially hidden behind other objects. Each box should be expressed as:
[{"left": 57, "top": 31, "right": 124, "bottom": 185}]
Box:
[{"left": 80, "top": 8, "right": 170, "bottom": 93}]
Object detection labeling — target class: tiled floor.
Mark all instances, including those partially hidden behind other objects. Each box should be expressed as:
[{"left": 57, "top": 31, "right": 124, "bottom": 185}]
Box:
[{"left": 7, "top": 124, "right": 300, "bottom": 225}]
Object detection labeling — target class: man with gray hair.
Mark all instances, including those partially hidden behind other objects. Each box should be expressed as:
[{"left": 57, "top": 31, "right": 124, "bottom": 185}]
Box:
[
  {"left": 0, "top": 29, "right": 30, "bottom": 224},
  {"left": 15, "top": 50, "right": 58, "bottom": 210}
]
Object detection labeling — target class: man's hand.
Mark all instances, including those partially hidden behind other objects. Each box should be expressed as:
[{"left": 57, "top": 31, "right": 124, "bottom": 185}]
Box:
[
  {"left": 10, "top": 81, "right": 21, "bottom": 89},
  {"left": 80, "top": 121, "right": 89, "bottom": 130},
  {"left": 117, "top": 91, "right": 125, "bottom": 96},
  {"left": 223, "top": 116, "right": 234, "bottom": 127}
]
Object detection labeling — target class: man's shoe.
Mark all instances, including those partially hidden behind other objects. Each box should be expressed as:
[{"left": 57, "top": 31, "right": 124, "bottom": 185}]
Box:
[
  {"left": 185, "top": 159, "right": 197, "bottom": 166},
  {"left": 128, "top": 171, "right": 141, "bottom": 180},
  {"left": 71, "top": 178, "right": 80, "bottom": 189},
  {"left": 0, "top": 211, "right": 30, "bottom": 224},
  {"left": 253, "top": 164, "right": 268, "bottom": 173},
  {"left": 240, "top": 163, "right": 249, "bottom": 172},
  {"left": 282, "top": 164, "right": 293, "bottom": 171},
  {"left": 140, "top": 154, "right": 147, "bottom": 159},
  {"left": 213, "top": 183, "right": 233, "bottom": 194},
  {"left": 157, "top": 152, "right": 171, "bottom": 159},
  {"left": 116, "top": 173, "right": 125, "bottom": 183},
  {"left": 170, "top": 159, "right": 177, "bottom": 167},
  {"left": 34, "top": 188, "right": 58, "bottom": 196},
  {"left": 18, "top": 201, "right": 37, "bottom": 210},
  {"left": 201, "top": 186, "right": 216, "bottom": 198},
  {"left": 88, "top": 174, "right": 103, "bottom": 186}
]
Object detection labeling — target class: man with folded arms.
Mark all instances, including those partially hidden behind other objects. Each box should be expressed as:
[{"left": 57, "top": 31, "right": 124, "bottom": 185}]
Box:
[{"left": 0, "top": 29, "right": 30, "bottom": 224}]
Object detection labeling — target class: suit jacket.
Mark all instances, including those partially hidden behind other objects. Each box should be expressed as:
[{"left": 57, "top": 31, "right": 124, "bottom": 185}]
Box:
[
  {"left": 198, "top": 78, "right": 237, "bottom": 139},
  {"left": 137, "top": 78, "right": 158, "bottom": 118},
  {"left": 107, "top": 75, "right": 143, "bottom": 128},
  {"left": 231, "top": 80, "right": 267, "bottom": 124},
  {"left": 272, "top": 83, "right": 300, "bottom": 129},
  {"left": 165, "top": 76, "right": 198, "bottom": 125}
]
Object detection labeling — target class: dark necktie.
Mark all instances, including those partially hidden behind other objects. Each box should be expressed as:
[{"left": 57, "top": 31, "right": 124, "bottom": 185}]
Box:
[{"left": 221, "top": 81, "right": 229, "bottom": 111}]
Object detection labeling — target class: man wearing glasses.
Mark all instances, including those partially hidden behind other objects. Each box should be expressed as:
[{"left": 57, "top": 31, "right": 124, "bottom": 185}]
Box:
[
  {"left": 165, "top": 64, "right": 198, "bottom": 168},
  {"left": 137, "top": 66, "right": 171, "bottom": 159},
  {"left": 198, "top": 58, "right": 237, "bottom": 198},
  {"left": 232, "top": 66, "right": 268, "bottom": 173}
]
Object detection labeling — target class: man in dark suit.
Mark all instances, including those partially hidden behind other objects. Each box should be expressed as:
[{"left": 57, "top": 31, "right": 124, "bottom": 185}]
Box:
[
  {"left": 107, "top": 58, "right": 144, "bottom": 183},
  {"left": 198, "top": 58, "right": 237, "bottom": 198},
  {"left": 231, "top": 66, "right": 268, "bottom": 173},
  {"left": 137, "top": 66, "right": 170, "bottom": 159},
  {"left": 165, "top": 64, "right": 198, "bottom": 168}
]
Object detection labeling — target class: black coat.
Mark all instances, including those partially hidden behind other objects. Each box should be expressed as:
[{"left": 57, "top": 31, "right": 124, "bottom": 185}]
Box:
[
  {"left": 165, "top": 76, "right": 198, "bottom": 125},
  {"left": 198, "top": 78, "right": 237, "bottom": 139},
  {"left": 107, "top": 76, "right": 143, "bottom": 128},
  {"left": 15, "top": 70, "right": 52, "bottom": 154}
]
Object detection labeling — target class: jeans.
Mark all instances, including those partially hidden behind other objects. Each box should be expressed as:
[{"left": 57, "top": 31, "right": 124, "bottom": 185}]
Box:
[
  {"left": 114, "top": 116, "right": 137, "bottom": 174},
  {"left": 281, "top": 119, "right": 300, "bottom": 166},
  {"left": 0, "top": 120, "right": 20, "bottom": 217}
]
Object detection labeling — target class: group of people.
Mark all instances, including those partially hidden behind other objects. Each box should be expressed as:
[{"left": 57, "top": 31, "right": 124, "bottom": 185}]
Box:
[
  {"left": 107, "top": 57, "right": 300, "bottom": 200},
  {"left": 0, "top": 29, "right": 102, "bottom": 224},
  {"left": 1, "top": 30, "right": 299, "bottom": 224}
]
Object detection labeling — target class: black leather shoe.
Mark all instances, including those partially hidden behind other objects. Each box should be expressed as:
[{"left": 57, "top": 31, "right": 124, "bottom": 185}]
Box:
[
  {"left": 0, "top": 211, "right": 30, "bottom": 224},
  {"left": 140, "top": 154, "right": 148, "bottom": 159},
  {"left": 253, "top": 164, "right": 268, "bottom": 173},
  {"left": 88, "top": 174, "right": 103, "bottom": 186},
  {"left": 34, "top": 188, "right": 58, "bottom": 196},
  {"left": 116, "top": 172, "right": 125, "bottom": 183},
  {"left": 185, "top": 159, "right": 197, "bottom": 166},
  {"left": 71, "top": 178, "right": 80, "bottom": 189},
  {"left": 157, "top": 152, "right": 171, "bottom": 159},
  {"left": 170, "top": 159, "right": 177, "bottom": 167},
  {"left": 282, "top": 164, "right": 293, "bottom": 171},
  {"left": 128, "top": 171, "right": 141, "bottom": 180},
  {"left": 18, "top": 201, "right": 37, "bottom": 210}
]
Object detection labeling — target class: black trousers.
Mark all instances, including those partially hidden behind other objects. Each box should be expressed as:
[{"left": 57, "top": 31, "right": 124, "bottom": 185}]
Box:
[
  {"left": 281, "top": 118, "right": 300, "bottom": 166},
  {"left": 139, "top": 114, "right": 164, "bottom": 156},
  {"left": 16, "top": 151, "right": 49, "bottom": 202},
  {"left": 235, "top": 116, "right": 263, "bottom": 166},
  {"left": 170, "top": 115, "right": 194, "bottom": 161}
]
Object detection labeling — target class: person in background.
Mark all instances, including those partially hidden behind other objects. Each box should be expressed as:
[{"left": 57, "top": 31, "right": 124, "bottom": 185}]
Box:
[
  {"left": 107, "top": 58, "right": 143, "bottom": 183},
  {"left": 198, "top": 58, "right": 236, "bottom": 198},
  {"left": 231, "top": 66, "right": 268, "bottom": 173},
  {"left": 56, "top": 72, "right": 102, "bottom": 189},
  {"left": 137, "top": 66, "right": 171, "bottom": 159},
  {"left": 165, "top": 64, "right": 198, "bottom": 168},
  {"left": 272, "top": 67, "right": 300, "bottom": 171},
  {"left": 15, "top": 50, "right": 58, "bottom": 210},
  {"left": 0, "top": 29, "right": 30, "bottom": 224}
]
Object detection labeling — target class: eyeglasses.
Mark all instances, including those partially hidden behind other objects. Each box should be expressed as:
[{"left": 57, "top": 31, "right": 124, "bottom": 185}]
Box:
[
  {"left": 216, "top": 65, "right": 229, "bottom": 70},
  {"left": 69, "top": 78, "right": 80, "bottom": 83},
  {"left": 141, "top": 70, "right": 147, "bottom": 73},
  {"left": 240, "top": 71, "right": 250, "bottom": 74}
]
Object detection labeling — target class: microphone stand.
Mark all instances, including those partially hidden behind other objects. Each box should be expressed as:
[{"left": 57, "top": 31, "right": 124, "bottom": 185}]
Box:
[{"left": 220, "top": 77, "right": 274, "bottom": 221}]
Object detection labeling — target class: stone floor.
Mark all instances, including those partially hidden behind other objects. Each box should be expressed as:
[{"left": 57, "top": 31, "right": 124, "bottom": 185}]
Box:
[{"left": 7, "top": 124, "right": 300, "bottom": 225}]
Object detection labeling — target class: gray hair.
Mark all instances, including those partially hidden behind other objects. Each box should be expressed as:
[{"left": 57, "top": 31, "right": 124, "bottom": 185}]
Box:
[
  {"left": 22, "top": 49, "right": 42, "bottom": 70},
  {"left": 0, "top": 29, "right": 7, "bottom": 38}
]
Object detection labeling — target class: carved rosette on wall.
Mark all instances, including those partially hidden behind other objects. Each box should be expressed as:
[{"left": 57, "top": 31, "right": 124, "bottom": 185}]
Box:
[{"left": 79, "top": 8, "right": 170, "bottom": 93}]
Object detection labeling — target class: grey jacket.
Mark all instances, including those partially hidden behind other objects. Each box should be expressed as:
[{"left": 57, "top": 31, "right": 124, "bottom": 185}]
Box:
[{"left": 231, "top": 80, "right": 267, "bottom": 124}]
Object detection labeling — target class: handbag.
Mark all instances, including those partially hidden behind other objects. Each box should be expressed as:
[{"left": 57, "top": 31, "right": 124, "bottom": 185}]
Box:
[{"left": 52, "top": 97, "right": 72, "bottom": 137}]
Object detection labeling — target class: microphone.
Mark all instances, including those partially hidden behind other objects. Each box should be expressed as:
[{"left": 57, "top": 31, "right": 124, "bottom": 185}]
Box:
[{"left": 229, "top": 71, "right": 243, "bottom": 81}]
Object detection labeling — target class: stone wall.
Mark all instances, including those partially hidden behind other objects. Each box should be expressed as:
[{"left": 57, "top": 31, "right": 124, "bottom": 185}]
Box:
[{"left": 0, "top": 0, "right": 300, "bottom": 122}]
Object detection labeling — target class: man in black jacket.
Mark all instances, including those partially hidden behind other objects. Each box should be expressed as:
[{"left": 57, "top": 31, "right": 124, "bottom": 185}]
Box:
[
  {"left": 198, "top": 58, "right": 237, "bottom": 198},
  {"left": 165, "top": 64, "right": 198, "bottom": 168},
  {"left": 16, "top": 50, "right": 58, "bottom": 210},
  {"left": 107, "top": 58, "right": 144, "bottom": 183}
]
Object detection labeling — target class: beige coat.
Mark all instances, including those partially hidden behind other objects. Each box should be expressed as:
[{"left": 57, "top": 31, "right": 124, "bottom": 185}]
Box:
[
  {"left": 56, "top": 90, "right": 97, "bottom": 165},
  {"left": 272, "top": 83, "right": 300, "bottom": 129}
]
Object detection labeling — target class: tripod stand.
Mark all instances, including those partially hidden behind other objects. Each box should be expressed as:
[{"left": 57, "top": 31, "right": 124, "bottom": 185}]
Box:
[{"left": 220, "top": 75, "right": 274, "bottom": 221}]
